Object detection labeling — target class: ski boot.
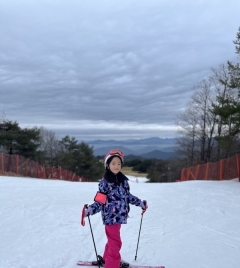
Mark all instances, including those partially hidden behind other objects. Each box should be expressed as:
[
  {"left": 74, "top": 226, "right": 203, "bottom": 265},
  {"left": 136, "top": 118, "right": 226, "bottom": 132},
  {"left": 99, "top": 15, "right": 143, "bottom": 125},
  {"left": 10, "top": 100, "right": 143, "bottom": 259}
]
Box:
[
  {"left": 92, "top": 255, "right": 129, "bottom": 268},
  {"left": 120, "top": 260, "right": 130, "bottom": 268},
  {"left": 92, "top": 255, "right": 105, "bottom": 267}
]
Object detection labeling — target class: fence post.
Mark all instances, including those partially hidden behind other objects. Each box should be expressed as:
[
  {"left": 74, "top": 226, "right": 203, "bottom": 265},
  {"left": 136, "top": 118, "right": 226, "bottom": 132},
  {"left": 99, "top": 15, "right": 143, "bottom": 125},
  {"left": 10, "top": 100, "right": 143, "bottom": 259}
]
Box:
[
  {"left": 59, "top": 167, "right": 62, "bottom": 180},
  {"left": 51, "top": 167, "right": 54, "bottom": 179},
  {"left": 204, "top": 163, "right": 209, "bottom": 180},
  {"left": 1, "top": 153, "right": 4, "bottom": 174},
  {"left": 195, "top": 165, "right": 200, "bottom": 180},
  {"left": 16, "top": 155, "right": 19, "bottom": 174},
  {"left": 35, "top": 162, "right": 38, "bottom": 178},
  {"left": 219, "top": 159, "right": 224, "bottom": 181},
  {"left": 237, "top": 154, "right": 240, "bottom": 182},
  {"left": 186, "top": 166, "right": 192, "bottom": 181},
  {"left": 25, "top": 159, "right": 29, "bottom": 177},
  {"left": 43, "top": 167, "right": 46, "bottom": 179},
  {"left": 180, "top": 169, "right": 184, "bottom": 181}
]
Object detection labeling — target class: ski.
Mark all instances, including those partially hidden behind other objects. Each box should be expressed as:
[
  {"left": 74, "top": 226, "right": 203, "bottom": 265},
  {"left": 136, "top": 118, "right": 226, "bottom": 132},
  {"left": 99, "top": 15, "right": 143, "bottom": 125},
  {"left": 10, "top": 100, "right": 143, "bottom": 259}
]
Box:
[{"left": 77, "top": 260, "right": 165, "bottom": 268}]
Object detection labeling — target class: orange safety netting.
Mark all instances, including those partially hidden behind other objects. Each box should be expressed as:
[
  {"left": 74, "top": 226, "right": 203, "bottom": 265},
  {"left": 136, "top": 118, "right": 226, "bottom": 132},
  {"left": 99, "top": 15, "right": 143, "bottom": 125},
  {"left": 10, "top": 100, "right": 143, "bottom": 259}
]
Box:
[
  {"left": 181, "top": 154, "right": 240, "bottom": 182},
  {"left": 0, "top": 153, "right": 91, "bottom": 182}
]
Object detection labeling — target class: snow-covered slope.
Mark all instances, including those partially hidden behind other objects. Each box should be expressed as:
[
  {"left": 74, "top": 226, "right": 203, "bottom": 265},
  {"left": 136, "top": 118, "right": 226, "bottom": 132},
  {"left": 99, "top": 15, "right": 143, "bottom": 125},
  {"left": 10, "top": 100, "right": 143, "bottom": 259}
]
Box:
[{"left": 1, "top": 176, "right": 240, "bottom": 268}]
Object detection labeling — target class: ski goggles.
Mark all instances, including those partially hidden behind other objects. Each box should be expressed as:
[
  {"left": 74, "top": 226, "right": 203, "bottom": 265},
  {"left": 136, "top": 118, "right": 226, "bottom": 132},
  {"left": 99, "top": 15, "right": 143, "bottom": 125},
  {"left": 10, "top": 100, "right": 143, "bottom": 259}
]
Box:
[{"left": 108, "top": 149, "right": 124, "bottom": 158}]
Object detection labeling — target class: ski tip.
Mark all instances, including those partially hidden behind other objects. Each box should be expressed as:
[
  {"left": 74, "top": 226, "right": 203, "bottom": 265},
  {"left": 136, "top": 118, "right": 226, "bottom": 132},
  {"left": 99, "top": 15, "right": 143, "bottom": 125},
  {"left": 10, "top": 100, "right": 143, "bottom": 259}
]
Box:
[{"left": 77, "top": 261, "right": 94, "bottom": 266}]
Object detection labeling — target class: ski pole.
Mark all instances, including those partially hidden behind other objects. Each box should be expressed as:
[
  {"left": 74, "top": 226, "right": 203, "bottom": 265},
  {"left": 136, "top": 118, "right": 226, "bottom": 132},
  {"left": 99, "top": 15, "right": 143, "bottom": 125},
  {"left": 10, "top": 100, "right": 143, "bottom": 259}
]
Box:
[
  {"left": 135, "top": 200, "right": 147, "bottom": 261},
  {"left": 82, "top": 204, "right": 101, "bottom": 268}
]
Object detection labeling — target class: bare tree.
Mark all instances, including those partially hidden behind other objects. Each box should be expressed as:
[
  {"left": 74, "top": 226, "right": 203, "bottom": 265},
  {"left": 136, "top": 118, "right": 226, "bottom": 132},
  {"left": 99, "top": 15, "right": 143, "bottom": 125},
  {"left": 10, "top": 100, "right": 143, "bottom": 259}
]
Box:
[
  {"left": 38, "top": 127, "right": 60, "bottom": 165},
  {"left": 191, "top": 78, "right": 217, "bottom": 163},
  {"left": 176, "top": 101, "right": 200, "bottom": 166},
  {"left": 176, "top": 76, "right": 218, "bottom": 165}
]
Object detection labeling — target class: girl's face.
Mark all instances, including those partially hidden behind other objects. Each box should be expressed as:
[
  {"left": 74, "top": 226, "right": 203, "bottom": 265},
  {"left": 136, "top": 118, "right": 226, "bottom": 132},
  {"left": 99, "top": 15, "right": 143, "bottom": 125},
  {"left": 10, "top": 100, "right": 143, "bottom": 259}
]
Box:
[{"left": 108, "top": 156, "right": 122, "bottom": 174}]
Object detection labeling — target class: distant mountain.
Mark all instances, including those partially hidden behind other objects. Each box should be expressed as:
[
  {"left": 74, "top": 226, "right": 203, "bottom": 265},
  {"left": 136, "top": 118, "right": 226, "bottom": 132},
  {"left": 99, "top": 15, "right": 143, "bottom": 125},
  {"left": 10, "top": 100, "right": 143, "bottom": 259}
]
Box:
[
  {"left": 141, "top": 150, "right": 177, "bottom": 160},
  {"left": 124, "top": 150, "right": 179, "bottom": 160},
  {"left": 124, "top": 154, "right": 143, "bottom": 161},
  {"left": 86, "top": 137, "right": 180, "bottom": 159},
  {"left": 93, "top": 146, "right": 136, "bottom": 156},
  {"left": 160, "top": 146, "right": 179, "bottom": 153},
  {"left": 88, "top": 137, "right": 176, "bottom": 147}
]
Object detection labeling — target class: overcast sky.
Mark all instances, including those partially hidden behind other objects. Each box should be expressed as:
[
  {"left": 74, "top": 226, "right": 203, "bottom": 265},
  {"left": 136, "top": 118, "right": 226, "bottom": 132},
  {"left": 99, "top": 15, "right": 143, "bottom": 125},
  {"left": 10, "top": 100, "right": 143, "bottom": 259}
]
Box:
[{"left": 0, "top": 0, "right": 239, "bottom": 141}]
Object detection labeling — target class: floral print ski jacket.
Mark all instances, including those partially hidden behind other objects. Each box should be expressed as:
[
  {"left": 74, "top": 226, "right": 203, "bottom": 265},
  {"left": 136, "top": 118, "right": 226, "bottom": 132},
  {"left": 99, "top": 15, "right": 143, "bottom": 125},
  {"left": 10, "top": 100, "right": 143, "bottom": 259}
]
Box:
[{"left": 88, "top": 170, "right": 142, "bottom": 225}]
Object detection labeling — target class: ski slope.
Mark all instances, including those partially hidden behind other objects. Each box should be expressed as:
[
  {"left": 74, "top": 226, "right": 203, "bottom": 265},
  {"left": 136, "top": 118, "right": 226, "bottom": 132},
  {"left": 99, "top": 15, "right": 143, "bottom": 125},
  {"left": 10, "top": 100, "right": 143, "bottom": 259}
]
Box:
[{"left": 1, "top": 175, "right": 240, "bottom": 268}]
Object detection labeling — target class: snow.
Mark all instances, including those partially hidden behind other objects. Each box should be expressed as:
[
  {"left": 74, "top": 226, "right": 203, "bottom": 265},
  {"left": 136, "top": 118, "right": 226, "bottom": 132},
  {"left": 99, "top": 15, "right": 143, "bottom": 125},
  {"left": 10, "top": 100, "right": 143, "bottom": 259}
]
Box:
[{"left": 1, "top": 175, "right": 240, "bottom": 268}]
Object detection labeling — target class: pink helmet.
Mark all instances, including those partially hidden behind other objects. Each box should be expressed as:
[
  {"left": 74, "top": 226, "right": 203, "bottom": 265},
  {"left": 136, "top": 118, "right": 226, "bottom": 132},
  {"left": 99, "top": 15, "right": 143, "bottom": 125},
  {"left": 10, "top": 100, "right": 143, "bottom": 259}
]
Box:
[{"left": 104, "top": 149, "right": 124, "bottom": 168}]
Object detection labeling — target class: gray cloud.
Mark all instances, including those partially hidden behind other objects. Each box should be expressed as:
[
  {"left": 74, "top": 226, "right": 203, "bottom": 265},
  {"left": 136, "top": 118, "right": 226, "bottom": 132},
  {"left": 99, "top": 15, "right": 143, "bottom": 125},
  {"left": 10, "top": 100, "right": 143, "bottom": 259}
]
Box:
[{"left": 0, "top": 0, "right": 239, "bottom": 140}]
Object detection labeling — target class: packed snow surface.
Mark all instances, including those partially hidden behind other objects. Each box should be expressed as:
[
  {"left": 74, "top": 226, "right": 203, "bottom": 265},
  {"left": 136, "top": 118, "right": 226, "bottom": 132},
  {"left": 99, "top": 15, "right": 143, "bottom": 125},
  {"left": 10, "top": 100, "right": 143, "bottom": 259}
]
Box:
[{"left": 1, "top": 175, "right": 240, "bottom": 268}]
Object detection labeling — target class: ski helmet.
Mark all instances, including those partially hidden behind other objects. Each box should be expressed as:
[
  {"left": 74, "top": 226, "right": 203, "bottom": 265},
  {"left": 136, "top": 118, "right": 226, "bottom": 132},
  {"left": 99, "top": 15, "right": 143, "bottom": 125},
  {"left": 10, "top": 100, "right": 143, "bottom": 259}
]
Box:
[{"left": 104, "top": 149, "right": 124, "bottom": 169}]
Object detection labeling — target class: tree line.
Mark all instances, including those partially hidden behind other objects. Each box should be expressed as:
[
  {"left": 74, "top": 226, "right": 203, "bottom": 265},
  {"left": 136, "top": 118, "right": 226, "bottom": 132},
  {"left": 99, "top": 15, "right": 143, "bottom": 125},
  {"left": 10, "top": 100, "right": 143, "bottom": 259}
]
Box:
[
  {"left": 0, "top": 119, "right": 104, "bottom": 181},
  {"left": 175, "top": 27, "right": 240, "bottom": 167},
  {"left": 0, "top": 118, "right": 181, "bottom": 182},
  {"left": 124, "top": 158, "right": 179, "bottom": 183}
]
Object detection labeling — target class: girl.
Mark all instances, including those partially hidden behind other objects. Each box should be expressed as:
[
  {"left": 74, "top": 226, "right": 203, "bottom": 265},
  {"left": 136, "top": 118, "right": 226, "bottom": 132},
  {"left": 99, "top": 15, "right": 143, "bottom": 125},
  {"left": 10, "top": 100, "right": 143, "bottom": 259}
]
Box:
[{"left": 83, "top": 149, "right": 147, "bottom": 268}]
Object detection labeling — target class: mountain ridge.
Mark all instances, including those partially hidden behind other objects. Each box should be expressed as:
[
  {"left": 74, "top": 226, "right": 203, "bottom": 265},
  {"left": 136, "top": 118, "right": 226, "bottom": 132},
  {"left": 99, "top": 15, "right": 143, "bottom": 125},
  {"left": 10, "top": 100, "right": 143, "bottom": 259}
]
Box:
[{"left": 85, "top": 137, "right": 180, "bottom": 159}]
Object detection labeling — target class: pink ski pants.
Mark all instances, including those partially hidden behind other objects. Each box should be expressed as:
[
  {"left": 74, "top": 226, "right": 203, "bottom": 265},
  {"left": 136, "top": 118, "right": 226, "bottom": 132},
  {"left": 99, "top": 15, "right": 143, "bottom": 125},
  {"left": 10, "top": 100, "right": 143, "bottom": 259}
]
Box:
[{"left": 103, "top": 224, "right": 122, "bottom": 268}]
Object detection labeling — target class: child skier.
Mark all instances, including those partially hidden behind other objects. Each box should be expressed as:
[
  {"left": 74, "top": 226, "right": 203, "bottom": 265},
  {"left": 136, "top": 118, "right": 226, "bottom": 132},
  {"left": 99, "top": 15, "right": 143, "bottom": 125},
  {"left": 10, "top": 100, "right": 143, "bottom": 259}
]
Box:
[{"left": 83, "top": 149, "right": 147, "bottom": 268}]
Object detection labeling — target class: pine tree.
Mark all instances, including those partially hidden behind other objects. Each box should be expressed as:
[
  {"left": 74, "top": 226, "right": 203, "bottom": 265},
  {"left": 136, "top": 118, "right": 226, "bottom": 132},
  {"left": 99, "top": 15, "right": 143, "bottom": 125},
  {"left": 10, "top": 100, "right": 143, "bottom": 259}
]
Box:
[
  {"left": 57, "top": 136, "right": 103, "bottom": 181},
  {"left": 229, "top": 26, "right": 240, "bottom": 89},
  {"left": 212, "top": 27, "right": 240, "bottom": 155},
  {"left": 0, "top": 120, "right": 42, "bottom": 159}
]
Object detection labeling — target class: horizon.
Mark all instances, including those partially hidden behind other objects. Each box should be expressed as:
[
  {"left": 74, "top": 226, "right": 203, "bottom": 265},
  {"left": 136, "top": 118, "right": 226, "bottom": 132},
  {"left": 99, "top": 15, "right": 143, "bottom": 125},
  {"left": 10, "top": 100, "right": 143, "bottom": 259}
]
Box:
[{"left": 84, "top": 136, "right": 177, "bottom": 143}]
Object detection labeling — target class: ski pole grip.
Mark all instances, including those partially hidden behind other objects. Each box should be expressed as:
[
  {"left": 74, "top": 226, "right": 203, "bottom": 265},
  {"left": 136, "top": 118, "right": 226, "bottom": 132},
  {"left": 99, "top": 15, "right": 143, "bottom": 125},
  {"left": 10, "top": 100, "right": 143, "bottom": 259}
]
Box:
[
  {"left": 81, "top": 204, "right": 88, "bottom": 226},
  {"left": 141, "top": 200, "right": 147, "bottom": 215}
]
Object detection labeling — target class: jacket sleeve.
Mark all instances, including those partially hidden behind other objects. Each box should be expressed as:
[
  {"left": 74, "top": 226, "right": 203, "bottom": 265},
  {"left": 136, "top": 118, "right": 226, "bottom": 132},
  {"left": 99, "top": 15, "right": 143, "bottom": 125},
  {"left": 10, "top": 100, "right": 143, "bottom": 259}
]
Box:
[
  {"left": 86, "top": 179, "right": 108, "bottom": 215},
  {"left": 128, "top": 192, "right": 142, "bottom": 206},
  {"left": 87, "top": 201, "right": 102, "bottom": 215}
]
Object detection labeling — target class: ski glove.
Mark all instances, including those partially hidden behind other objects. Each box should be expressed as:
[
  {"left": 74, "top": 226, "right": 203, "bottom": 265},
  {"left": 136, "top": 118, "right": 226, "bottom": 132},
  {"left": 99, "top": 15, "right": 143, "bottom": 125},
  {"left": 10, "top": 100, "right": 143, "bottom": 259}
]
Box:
[
  {"left": 140, "top": 200, "right": 148, "bottom": 211},
  {"left": 84, "top": 206, "right": 93, "bottom": 217}
]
